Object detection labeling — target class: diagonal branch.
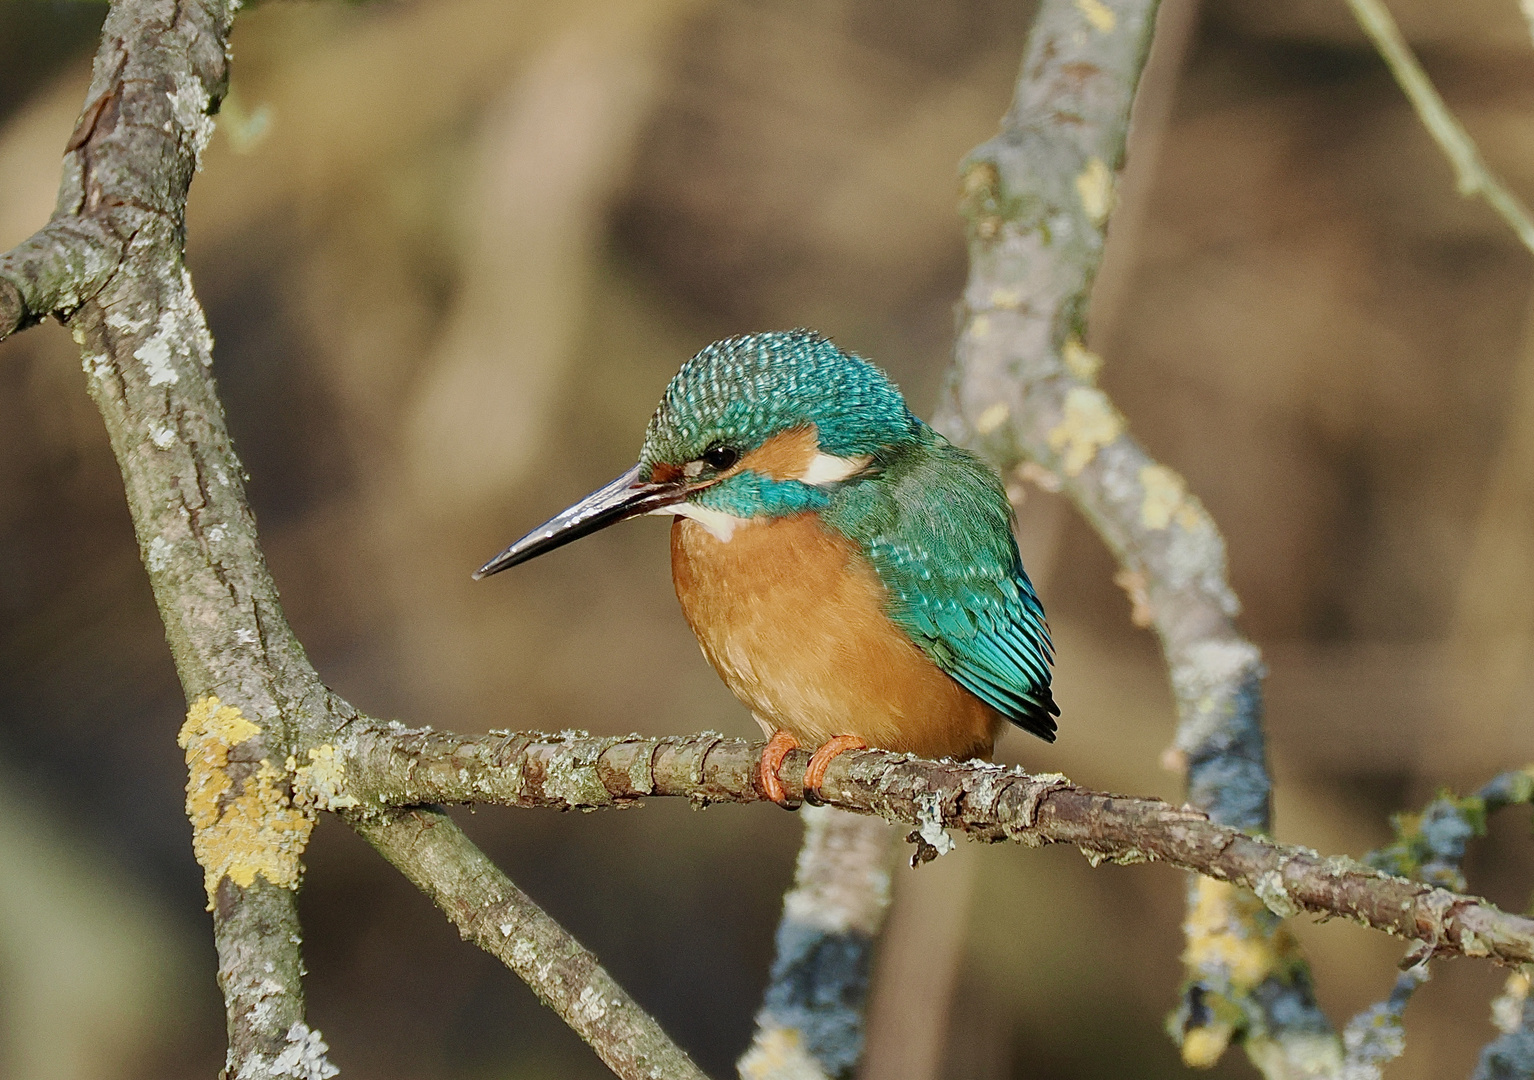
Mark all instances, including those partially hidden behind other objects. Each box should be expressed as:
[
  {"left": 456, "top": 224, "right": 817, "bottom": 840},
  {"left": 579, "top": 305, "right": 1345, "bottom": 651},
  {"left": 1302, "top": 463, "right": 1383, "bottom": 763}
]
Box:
[
  {"left": 348, "top": 806, "right": 712, "bottom": 1080},
  {"left": 327, "top": 727, "right": 1534, "bottom": 967},
  {"left": 1343, "top": 0, "right": 1534, "bottom": 256}
]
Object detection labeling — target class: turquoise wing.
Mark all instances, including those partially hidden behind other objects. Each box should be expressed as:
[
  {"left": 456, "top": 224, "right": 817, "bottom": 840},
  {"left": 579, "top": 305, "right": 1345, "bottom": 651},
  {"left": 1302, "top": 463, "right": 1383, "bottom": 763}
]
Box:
[{"left": 826, "top": 427, "right": 1059, "bottom": 742}]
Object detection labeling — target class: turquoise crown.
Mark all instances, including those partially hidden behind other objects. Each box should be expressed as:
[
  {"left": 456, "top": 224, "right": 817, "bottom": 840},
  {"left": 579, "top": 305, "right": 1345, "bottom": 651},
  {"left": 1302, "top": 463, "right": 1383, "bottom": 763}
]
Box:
[{"left": 640, "top": 330, "right": 917, "bottom": 469}]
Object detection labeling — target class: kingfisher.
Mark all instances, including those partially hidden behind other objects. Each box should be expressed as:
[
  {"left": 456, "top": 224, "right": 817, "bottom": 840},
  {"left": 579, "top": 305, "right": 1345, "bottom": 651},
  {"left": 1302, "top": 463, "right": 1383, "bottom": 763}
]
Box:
[{"left": 476, "top": 331, "right": 1058, "bottom": 806}]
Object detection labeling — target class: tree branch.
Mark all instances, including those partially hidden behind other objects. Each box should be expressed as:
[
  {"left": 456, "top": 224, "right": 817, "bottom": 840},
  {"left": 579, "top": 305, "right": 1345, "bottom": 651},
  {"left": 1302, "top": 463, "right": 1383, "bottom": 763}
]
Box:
[
  {"left": 1343, "top": 0, "right": 1534, "bottom": 257},
  {"left": 347, "top": 806, "right": 711, "bottom": 1080},
  {"left": 329, "top": 727, "right": 1534, "bottom": 967},
  {"left": 3, "top": 2, "right": 712, "bottom": 1076},
  {"left": 930, "top": 0, "right": 1333, "bottom": 1069},
  {"left": 736, "top": 808, "right": 893, "bottom": 1080}
]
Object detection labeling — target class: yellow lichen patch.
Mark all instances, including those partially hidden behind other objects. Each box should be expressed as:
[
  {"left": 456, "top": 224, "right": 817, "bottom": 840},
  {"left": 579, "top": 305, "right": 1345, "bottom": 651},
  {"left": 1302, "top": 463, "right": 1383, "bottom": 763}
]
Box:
[
  {"left": 292, "top": 744, "right": 360, "bottom": 811},
  {"left": 1184, "top": 878, "right": 1295, "bottom": 989},
  {"left": 1074, "top": 0, "right": 1117, "bottom": 32},
  {"left": 1180, "top": 878, "right": 1305, "bottom": 1068},
  {"left": 1113, "top": 568, "right": 1154, "bottom": 628},
  {"left": 976, "top": 402, "right": 1010, "bottom": 435},
  {"left": 1180, "top": 1024, "right": 1233, "bottom": 1069},
  {"left": 1062, "top": 338, "right": 1103, "bottom": 382},
  {"left": 1075, "top": 156, "right": 1115, "bottom": 225},
  {"left": 1492, "top": 968, "right": 1532, "bottom": 1033},
  {"left": 178, "top": 696, "right": 314, "bottom": 908},
  {"left": 1047, "top": 386, "right": 1122, "bottom": 475},
  {"left": 737, "top": 1026, "right": 825, "bottom": 1080},
  {"left": 1139, "top": 464, "right": 1187, "bottom": 530}
]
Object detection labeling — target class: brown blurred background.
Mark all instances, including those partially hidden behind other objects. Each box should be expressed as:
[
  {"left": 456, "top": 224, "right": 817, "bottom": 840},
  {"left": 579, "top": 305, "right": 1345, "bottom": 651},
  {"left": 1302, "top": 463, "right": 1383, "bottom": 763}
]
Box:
[{"left": 2, "top": 0, "right": 1533, "bottom": 1077}]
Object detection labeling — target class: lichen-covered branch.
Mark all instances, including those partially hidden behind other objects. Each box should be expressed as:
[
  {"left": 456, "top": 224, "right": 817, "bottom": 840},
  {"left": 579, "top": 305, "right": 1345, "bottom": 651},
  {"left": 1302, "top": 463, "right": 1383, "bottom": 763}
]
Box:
[
  {"left": 1, "top": 2, "right": 709, "bottom": 1076},
  {"left": 8, "top": 1, "right": 327, "bottom": 1074},
  {"left": 328, "top": 727, "right": 1534, "bottom": 966},
  {"left": 1344, "top": 0, "right": 1534, "bottom": 257},
  {"left": 348, "top": 806, "right": 711, "bottom": 1080},
  {"left": 1358, "top": 767, "right": 1534, "bottom": 1078},
  {"left": 930, "top": 0, "right": 1329, "bottom": 1069},
  {"left": 736, "top": 808, "right": 893, "bottom": 1080}
]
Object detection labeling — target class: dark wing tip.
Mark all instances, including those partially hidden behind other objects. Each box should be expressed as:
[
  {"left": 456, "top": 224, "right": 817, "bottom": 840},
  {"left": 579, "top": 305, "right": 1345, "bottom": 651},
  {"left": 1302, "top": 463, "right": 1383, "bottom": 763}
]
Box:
[{"left": 1010, "top": 687, "right": 1060, "bottom": 743}]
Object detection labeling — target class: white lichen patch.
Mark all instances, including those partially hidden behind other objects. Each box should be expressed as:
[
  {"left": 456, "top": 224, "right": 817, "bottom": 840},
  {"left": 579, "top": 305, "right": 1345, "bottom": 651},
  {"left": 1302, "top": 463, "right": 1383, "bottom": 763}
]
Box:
[
  {"left": 1253, "top": 867, "right": 1300, "bottom": 918},
  {"left": 783, "top": 806, "right": 891, "bottom": 936},
  {"left": 292, "top": 744, "right": 360, "bottom": 811},
  {"left": 1047, "top": 386, "right": 1123, "bottom": 475},
  {"left": 1074, "top": 0, "right": 1117, "bottom": 32},
  {"left": 105, "top": 307, "right": 151, "bottom": 334},
  {"left": 1075, "top": 156, "right": 1115, "bottom": 224},
  {"left": 178, "top": 696, "right": 316, "bottom": 907},
  {"left": 135, "top": 310, "right": 183, "bottom": 385},
  {"left": 132, "top": 267, "right": 216, "bottom": 386},
  {"left": 509, "top": 938, "right": 537, "bottom": 969},
  {"left": 738, "top": 1026, "right": 831, "bottom": 1080},
  {"left": 914, "top": 792, "right": 956, "bottom": 858},
  {"left": 975, "top": 402, "right": 1010, "bottom": 435},
  {"left": 574, "top": 985, "right": 609, "bottom": 1025},
  {"left": 149, "top": 424, "right": 176, "bottom": 449},
  {"left": 1170, "top": 639, "right": 1265, "bottom": 752},
  {"left": 270, "top": 1022, "right": 339, "bottom": 1080},
  {"left": 147, "top": 535, "right": 174, "bottom": 573},
  {"left": 168, "top": 74, "right": 216, "bottom": 170},
  {"left": 543, "top": 738, "right": 613, "bottom": 807}
]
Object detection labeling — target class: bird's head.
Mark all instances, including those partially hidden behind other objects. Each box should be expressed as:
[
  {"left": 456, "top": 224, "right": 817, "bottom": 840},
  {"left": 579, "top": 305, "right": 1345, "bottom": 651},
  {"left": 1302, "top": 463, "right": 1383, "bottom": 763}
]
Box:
[{"left": 475, "top": 330, "right": 917, "bottom": 577}]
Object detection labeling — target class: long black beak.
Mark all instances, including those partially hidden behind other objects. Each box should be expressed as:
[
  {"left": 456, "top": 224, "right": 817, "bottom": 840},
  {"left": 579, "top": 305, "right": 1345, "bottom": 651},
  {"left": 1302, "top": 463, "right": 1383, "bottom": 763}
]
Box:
[{"left": 474, "top": 464, "right": 689, "bottom": 579}]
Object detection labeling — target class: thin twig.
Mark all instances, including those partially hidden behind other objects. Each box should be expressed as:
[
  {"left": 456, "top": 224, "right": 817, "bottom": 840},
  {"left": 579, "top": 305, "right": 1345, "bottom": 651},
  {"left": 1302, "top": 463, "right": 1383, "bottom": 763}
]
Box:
[
  {"left": 1343, "top": 0, "right": 1534, "bottom": 255},
  {"left": 328, "top": 726, "right": 1534, "bottom": 966}
]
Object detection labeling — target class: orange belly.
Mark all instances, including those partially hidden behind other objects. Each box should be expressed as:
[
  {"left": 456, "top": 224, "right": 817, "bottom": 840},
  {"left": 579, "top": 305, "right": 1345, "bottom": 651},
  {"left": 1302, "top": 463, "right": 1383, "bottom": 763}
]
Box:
[{"left": 670, "top": 513, "right": 1002, "bottom": 760}]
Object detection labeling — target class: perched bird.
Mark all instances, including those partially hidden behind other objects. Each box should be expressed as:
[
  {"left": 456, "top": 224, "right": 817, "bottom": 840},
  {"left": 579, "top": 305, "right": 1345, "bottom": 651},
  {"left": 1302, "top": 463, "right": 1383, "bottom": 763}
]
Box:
[{"left": 476, "top": 330, "right": 1058, "bottom": 805}]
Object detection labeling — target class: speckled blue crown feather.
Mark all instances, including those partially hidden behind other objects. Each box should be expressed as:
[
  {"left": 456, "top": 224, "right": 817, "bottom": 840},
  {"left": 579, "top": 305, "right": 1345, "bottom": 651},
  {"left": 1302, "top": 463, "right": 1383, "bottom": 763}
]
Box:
[{"left": 640, "top": 330, "right": 916, "bottom": 467}]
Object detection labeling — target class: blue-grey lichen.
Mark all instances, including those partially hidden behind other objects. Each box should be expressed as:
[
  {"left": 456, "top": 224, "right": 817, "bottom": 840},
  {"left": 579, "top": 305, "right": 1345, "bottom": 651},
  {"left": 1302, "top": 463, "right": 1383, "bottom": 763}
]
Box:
[
  {"left": 742, "top": 808, "right": 891, "bottom": 1080},
  {"left": 1473, "top": 968, "right": 1534, "bottom": 1080}
]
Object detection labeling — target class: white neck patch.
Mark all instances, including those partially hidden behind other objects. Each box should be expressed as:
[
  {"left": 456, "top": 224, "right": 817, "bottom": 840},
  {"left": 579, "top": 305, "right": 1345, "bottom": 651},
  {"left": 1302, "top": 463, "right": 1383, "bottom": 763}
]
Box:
[
  {"left": 650, "top": 502, "right": 747, "bottom": 543},
  {"left": 800, "top": 452, "right": 872, "bottom": 486}
]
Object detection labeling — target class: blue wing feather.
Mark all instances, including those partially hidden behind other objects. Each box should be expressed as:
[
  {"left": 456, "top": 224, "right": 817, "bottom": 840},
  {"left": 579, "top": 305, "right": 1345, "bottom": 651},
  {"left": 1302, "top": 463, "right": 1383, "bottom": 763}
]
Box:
[{"left": 824, "top": 423, "right": 1059, "bottom": 742}]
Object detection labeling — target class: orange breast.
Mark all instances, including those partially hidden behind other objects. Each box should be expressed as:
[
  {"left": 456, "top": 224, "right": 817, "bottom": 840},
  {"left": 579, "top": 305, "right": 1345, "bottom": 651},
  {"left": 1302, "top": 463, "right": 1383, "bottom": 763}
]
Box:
[{"left": 670, "top": 513, "right": 1002, "bottom": 760}]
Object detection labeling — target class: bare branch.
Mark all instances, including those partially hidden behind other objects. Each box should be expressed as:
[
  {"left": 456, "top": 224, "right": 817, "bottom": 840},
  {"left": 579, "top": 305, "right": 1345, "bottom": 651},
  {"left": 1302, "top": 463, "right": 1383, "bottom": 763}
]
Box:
[
  {"left": 348, "top": 806, "right": 712, "bottom": 1080},
  {"left": 1343, "top": 0, "right": 1534, "bottom": 256},
  {"left": 331, "top": 727, "right": 1534, "bottom": 967}
]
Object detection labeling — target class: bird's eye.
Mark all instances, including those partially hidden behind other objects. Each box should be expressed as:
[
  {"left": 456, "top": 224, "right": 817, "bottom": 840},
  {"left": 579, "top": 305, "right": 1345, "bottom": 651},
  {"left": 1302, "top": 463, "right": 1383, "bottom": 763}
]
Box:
[{"left": 701, "top": 445, "right": 739, "bottom": 472}]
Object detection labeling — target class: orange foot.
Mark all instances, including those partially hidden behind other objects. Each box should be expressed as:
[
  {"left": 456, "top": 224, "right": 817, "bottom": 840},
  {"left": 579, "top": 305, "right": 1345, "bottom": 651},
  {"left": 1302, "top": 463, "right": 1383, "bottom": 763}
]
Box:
[
  {"left": 757, "top": 729, "right": 801, "bottom": 808},
  {"left": 802, "top": 735, "right": 868, "bottom": 806}
]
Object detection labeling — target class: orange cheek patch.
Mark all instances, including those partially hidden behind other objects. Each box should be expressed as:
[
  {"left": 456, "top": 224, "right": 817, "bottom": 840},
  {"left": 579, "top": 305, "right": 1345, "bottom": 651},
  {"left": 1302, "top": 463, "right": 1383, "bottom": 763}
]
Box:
[
  {"left": 739, "top": 425, "right": 819, "bottom": 481},
  {"left": 650, "top": 462, "right": 682, "bottom": 483}
]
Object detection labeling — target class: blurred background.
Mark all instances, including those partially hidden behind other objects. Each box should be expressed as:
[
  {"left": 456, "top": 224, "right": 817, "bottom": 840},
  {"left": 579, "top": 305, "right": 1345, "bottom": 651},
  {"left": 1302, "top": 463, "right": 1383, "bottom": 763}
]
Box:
[{"left": 1, "top": 0, "right": 1533, "bottom": 1076}]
